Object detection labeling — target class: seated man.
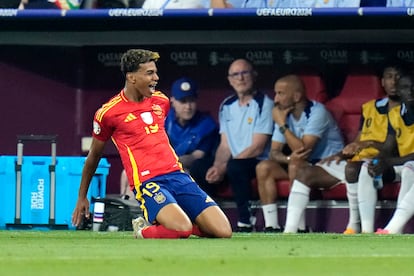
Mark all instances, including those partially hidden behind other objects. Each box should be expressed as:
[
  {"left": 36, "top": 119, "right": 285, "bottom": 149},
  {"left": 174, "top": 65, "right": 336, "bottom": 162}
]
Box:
[
  {"left": 345, "top": 65, "right": 401, "bottom": 234},
  {"left": 166, "top": 77, "right": 219, "bottom": 172},
  {"left": 373, "top": 72, "right": 414, "bottom": 234},
  {"left": 283, "top": 65, "right": 401, "bottom": 233},
  {"left": 256, "top": 74, "right": 344, "bottom": 232},
  {"left": 120, "top": 77, "right": 219, "bottom": 199},
  {"left": 204, "top": 58, "right": 274, "bottom": 232}
]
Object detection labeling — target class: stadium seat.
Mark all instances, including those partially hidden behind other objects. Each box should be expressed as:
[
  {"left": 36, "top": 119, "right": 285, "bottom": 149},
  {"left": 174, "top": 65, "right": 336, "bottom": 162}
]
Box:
[
  {"left": 322, "top": 183, "right": 347, "bottom": 200},
  {"left": 275, "top": 179, "right": 291, "bottom": 198},
  {"left": 322, "top": 71, "right": 385, "bottom": 200},
  {"left": 379, "top": 181, "right": 401, "bottom": 200},
  {"left": 325, "top": 71, "right": 384, "bottom": 144},
  {"left": 321, "top": 181, "right": 401, "bottom": 201},
  {"left": 197, "top": 88, "right": 231, "bottom": 123},
  {"left": 216, "top": 182, "right": 233, "bottom": 199},
  {"left": 299, "top": 74, "right": 328, "bottom": 103}
]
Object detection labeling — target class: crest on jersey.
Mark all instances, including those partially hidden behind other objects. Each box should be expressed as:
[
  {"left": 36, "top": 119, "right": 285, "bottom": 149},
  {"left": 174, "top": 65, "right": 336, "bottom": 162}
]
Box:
[
  {"left": 140, "top": 112, "right": 154, "bottom": 125},
  {"left": 154, "top": 192, "right": 166, "bottom": 204},
  {"left": 152, "top": 104, "right": 163, "bottom": 116},
  {"left": 93, "top": 121, "right": 101, "bottom": 135}
]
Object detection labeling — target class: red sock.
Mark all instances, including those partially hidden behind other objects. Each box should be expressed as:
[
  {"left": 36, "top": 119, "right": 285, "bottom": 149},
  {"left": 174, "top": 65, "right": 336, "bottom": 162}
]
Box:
[
  {"left": 141, "top": 224, "right": 192, "bottom": 239},
  {"left": 192, "top": 225, "right": 209, "bottom": 237}
]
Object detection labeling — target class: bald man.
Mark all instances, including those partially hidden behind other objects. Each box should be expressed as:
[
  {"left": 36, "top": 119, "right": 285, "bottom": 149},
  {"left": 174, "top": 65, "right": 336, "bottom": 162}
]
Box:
[
  {"left": 256, "top": 74, "right": 344, "bottom": 232},
  {"left": 205, "top": 59, "right": 274, "bottom": 232}
]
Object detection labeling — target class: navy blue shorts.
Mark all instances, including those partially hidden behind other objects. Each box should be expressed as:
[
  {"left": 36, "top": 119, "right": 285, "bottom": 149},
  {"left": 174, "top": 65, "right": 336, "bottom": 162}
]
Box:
[{"left": 136, "top": 171, "right": 217, "bottom": 223}]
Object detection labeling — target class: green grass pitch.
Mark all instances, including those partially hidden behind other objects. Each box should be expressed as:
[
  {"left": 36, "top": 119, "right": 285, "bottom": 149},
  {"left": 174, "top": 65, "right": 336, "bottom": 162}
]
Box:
[{"left": 1, "top": 230, "right": 414, "bottom": 275}]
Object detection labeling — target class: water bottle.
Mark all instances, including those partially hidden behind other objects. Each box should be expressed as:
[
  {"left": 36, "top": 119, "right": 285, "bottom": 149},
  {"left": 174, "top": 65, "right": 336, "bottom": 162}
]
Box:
[
  {"left": 92, "top": 201, "right": 105, "bottom": 231},
  {"left": 372, "top": 159, "right": 383, "bottom": 190}
]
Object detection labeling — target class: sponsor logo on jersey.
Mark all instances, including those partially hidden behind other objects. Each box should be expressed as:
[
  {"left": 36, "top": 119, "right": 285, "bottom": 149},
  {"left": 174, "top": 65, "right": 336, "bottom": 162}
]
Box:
[{"left": 124, "top": 113, "right": 137, "bottom": 122}]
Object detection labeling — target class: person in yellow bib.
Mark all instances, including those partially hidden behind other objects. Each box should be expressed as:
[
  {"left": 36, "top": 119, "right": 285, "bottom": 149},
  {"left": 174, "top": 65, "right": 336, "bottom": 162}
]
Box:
[
  {"left": 373, "top": 72, "right": 414, "bottom": 234},
  {"left": 342, "top": 65, "right": 401, "bottom": 234}
]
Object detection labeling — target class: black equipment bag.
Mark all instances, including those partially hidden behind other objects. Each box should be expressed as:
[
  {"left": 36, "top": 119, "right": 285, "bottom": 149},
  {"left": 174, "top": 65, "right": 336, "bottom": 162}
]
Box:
[{"left": 92, "top": 197, "right": 142, "bottom": 231}]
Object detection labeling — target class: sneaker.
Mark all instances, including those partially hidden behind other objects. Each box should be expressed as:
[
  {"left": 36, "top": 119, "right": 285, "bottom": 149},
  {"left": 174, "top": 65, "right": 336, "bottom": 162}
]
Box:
[
  {"left": 375, "top": 228, "right": 390, "bottom": 235},
  {"left": 298, "top": 227, "right": 311, "bottom": 233},
  {"left": 264, "top": 227, "right": 283, "bottom": 233},
  {"left": 236, "top": 221, "right": 253, "bottom": 233},
  {"left": 236, "top": 225, "right": 253, "bottom": 233},
  {"left": 343, "top": 228, "right": 357, "bottom": 235},
  {"left": 132, "top": 216, "right": 149, "bottom": 238}
]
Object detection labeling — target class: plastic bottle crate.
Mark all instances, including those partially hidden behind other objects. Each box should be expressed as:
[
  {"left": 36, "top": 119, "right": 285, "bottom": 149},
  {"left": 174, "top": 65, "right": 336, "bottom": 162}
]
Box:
[{"left": 0, "top": 156, "right": 110, "bottom": 230}]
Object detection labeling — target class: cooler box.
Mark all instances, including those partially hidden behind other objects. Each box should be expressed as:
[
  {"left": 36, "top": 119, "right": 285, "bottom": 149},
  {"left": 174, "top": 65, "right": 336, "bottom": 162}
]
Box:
[
  {"left": 55, "top": 157, "right": 110, "bottom": 228},
  {"left": 0, "top": 156, "right": 110, "bottom": 230}
]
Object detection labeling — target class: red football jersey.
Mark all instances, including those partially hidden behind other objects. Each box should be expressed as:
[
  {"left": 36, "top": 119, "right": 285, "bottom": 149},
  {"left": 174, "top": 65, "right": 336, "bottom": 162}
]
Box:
[{"left": 92, "top": 90, "right": 183, "bottom": 189}]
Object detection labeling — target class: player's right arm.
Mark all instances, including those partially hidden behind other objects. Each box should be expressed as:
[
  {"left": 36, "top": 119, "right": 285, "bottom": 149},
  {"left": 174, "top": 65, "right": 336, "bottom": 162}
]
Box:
[{"left": 72, "top": 137, "right": 106, "bottom": 227}]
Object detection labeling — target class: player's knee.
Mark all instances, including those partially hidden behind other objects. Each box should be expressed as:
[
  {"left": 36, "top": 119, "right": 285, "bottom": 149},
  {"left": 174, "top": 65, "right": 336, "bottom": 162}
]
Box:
[
  {"left": 164, "top": 219, "right": 193, "bottom": 233},
  {"left": 256, "top": 160, "right": 274, "bottom": 177},
  {"left": 209, "top": 224, "right": 232, "bottom": 238},
  {"left": 256, "top": 160, "right": 267, "bottom": 176},
  {"left": 218, "top": 227, "right": 232, "bottom": 238},
  {"left": 176, "top": 221, "right": 194, "bottom": 232},
  {"left": 345, "top": 162, "right": 362, "bottom": 183}
]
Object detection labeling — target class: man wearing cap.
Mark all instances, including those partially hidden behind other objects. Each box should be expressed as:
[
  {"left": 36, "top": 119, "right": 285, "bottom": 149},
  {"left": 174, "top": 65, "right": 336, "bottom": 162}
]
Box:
[
  {"left": 165, "top": 77, "right": 219, "bottom": 172},
  {"left": 120, "top": 77, "right": 219, "bottom": 199}
]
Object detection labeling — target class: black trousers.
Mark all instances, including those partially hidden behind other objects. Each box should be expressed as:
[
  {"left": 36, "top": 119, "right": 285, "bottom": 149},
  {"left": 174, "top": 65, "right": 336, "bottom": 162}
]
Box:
[{"left": 226, "top": 158, "right": 260, "bottom": 225}]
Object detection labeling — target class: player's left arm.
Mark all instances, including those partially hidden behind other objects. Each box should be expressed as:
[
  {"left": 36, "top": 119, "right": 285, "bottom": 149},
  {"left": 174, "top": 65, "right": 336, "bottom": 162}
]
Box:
[{"left": 72, "top": 138, "right": 106, "bottom": 226}]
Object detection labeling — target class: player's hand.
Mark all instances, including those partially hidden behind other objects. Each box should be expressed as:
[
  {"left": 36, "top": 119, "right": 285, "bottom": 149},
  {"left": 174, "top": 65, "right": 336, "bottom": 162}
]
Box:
[
  {"left": 290, "top": 147, "right": 311, "bottom": 161},
  {"left": 71, "top": 197, "right": 90, "bottom": 227},
  {"left": 342, "top": 142, "right": 359, "bottom": 156},
  {"left": 272, "top": 104, "right": 294, "bottom": 126},
  {"left": 206, "top": 166, "right": 224, "bottom": 184},
  {"left": 318, "top": 152, "right": 343, "bottom": 166}
]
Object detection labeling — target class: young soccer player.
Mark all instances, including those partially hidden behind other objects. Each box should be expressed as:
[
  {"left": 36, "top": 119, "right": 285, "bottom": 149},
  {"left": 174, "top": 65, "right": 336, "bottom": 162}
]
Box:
[{"left": 71, "top": 49, "right": 232, "bottom": 239}]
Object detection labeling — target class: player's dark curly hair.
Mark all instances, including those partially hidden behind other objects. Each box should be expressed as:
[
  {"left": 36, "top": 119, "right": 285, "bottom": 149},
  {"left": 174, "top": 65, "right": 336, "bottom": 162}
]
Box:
[{"left": 120, "top": 49, "right": 160, "bottom": 77}]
